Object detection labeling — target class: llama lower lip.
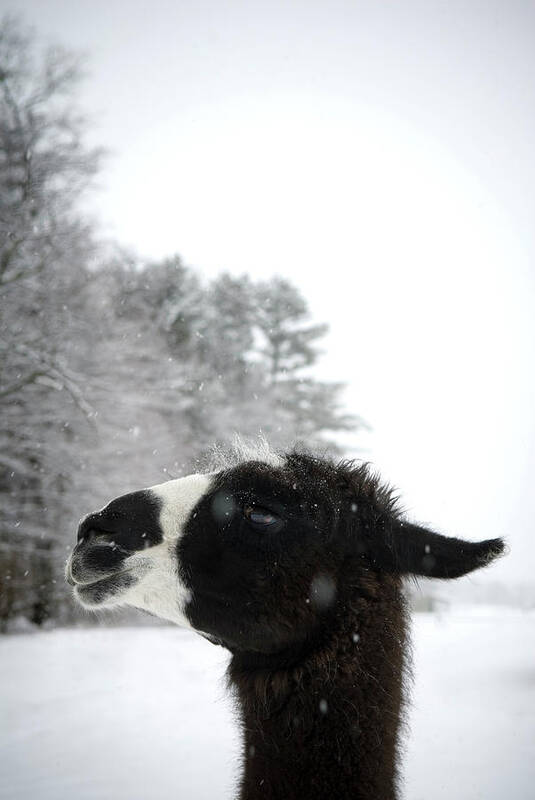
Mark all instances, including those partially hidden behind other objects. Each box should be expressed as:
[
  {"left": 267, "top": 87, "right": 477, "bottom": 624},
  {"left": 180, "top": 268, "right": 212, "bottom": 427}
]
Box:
[
  {"left": 74, "top": 571, "right": 135, "bottom": 604},
  {"left": 75, "top": 570, "right": 131, "bottom": 587}
]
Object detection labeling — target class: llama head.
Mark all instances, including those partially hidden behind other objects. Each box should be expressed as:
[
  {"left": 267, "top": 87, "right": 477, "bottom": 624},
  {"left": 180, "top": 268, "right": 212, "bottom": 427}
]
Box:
[{"left": 66, "top": 442, "right": 504, "bottom": 654}]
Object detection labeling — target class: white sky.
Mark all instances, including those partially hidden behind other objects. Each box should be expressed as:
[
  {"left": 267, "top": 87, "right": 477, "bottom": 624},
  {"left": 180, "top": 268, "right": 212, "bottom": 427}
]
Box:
[{"left": 11, "top": 0, "right": 535, "bottom": 584}]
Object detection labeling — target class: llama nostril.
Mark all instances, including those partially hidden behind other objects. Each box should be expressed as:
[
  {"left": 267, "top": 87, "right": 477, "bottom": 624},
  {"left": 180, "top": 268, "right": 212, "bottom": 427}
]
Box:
[
  {"left": 77, "top": 513, "right": 113, "bottom": 543},
  {"left": 78, "top": 514, "right": 97, "bottom": 542},
  {"left": 82, "top": 527, "right": 103, "bottom": 544}
]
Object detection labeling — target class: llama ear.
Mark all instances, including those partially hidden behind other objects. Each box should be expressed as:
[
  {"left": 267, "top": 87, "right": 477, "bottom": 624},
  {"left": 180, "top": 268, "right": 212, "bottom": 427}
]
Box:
[{"left": 377, "top": 521, "right": 505, "bottom": 579}]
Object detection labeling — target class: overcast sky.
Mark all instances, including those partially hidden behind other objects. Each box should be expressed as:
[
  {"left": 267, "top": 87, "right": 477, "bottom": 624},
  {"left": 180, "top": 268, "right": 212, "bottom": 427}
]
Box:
[{"left": 11, "top": 0, "right": 535, "bottom": 585}]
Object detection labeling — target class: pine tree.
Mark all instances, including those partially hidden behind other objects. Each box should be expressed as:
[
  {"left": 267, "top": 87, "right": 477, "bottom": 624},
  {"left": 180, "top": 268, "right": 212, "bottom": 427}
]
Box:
[{"left": 251, "top": 277, "right": 357, "bottom": 445}]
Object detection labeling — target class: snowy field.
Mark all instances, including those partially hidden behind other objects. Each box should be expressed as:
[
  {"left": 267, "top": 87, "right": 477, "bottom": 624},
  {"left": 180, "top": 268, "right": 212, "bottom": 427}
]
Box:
[{"left": 1, "top": 606, "right": 534, "bottom": 800}]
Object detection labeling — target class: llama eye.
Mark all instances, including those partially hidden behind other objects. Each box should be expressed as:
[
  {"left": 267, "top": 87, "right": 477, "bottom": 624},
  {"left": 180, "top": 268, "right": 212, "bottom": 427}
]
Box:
[{"left": 244, "top": 506, "right": 279, "bottom": 528}]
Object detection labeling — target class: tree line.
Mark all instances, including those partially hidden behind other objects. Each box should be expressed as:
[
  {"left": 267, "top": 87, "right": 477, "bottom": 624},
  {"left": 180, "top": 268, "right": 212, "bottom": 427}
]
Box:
[{"left": 0, "top": 16, "right": 364, "bottom": 631}]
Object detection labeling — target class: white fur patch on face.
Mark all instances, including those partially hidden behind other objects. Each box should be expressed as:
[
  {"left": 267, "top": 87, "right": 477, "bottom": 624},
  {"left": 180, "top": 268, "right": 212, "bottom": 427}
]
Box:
[
  {"left": 118, "top": 472, "right": 213, "bottom": 626},
  {"left": 72, "top": 438, "right": 284, "bottom": 625},
  {"left": 151, "top": 473, "right": 214, "bottom": 543}
]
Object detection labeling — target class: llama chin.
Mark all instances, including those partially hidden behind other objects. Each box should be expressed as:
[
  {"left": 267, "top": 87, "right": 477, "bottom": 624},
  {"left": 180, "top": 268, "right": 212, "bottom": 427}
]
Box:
[{"left": 66, "top": 441, "right": 505, "bottom": 800}]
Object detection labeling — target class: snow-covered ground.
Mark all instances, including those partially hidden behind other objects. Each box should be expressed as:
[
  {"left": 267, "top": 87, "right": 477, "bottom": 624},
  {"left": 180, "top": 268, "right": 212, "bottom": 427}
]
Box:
[{"left": 1, "top": 606, "right": 534, "bottom": 800}]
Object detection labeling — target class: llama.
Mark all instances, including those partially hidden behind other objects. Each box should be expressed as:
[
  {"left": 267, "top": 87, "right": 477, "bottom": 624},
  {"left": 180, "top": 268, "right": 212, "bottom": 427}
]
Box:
[{"left": 66, "top": 439, "right": 504, "bottom": 800}]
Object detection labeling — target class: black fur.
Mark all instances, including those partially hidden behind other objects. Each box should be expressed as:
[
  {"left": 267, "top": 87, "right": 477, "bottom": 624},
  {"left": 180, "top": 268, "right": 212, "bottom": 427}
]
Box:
[
  {"left": 176, "top": 452, "right": 504, "bottom": 800},
  {"left": 68, "top": 449, "right": 505, "bottom": 799}
]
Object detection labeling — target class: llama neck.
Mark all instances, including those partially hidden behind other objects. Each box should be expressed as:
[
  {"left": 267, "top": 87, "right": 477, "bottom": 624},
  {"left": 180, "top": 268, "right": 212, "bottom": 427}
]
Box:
[{"left": 228, "top": 581, "right": 407, "bottom": 800}]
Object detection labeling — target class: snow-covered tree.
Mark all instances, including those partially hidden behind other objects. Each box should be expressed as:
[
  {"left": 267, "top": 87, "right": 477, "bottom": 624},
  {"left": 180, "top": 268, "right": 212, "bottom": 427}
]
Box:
[
  {"left": 0, "top": 15, "right": 101, "bottom": 628},
  {"left": 0, "top": 17, "right": 366, "bottom": 631},
  {"left": 250, "top": 277, "right": 358, "bottom": 445}
]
